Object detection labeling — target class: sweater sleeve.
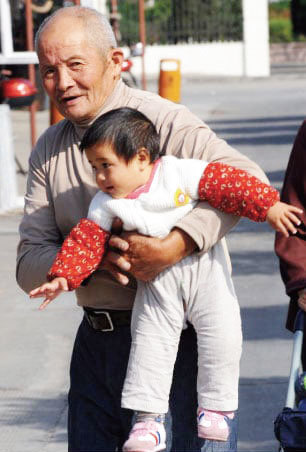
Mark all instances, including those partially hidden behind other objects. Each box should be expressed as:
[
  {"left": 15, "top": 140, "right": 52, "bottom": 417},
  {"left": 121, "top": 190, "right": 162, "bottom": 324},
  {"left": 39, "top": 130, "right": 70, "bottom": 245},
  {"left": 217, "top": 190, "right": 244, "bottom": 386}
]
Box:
[
  {"left": 198, "top": 162, "right": 280, "bottom": 222},
  {"left": 47, "top": 218, "right": 110, "bottom": 290},
  {"left": 155, "top": 105, "right": 269, "bottom": 252}
]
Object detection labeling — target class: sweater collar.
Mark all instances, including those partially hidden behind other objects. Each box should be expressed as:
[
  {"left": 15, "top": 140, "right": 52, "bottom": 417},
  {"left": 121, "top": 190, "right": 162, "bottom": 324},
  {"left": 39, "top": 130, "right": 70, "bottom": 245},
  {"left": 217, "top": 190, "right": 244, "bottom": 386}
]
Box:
[{"left": 126, "top": 159, "right": 161, "bottom": 199}]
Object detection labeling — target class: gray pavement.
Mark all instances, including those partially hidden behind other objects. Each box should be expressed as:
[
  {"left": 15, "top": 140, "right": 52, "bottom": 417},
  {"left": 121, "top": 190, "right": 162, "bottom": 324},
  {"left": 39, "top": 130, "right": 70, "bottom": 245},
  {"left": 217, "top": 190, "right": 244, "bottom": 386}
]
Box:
[{"left": 1, "top": 71, "right": 306, "bottom": 451}]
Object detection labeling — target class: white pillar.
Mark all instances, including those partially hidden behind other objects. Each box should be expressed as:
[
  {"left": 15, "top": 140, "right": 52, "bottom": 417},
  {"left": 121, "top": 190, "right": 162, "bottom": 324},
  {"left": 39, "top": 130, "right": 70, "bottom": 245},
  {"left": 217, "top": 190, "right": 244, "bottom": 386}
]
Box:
[
  {"left": 0, "top": 0, "right": 14, "bottom": 55},
  {"left": 242, "top": 0, "right": 270, "bottom": 77},
  {"left": 0, "top": 105, "right": 23, "bottom": 213}
]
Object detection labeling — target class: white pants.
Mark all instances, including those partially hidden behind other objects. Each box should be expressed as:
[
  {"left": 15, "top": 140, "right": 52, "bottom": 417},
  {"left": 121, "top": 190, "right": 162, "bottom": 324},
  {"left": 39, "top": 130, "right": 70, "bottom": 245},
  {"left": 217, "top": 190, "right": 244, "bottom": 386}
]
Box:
[{"left": 121, "top": 242, "right": 242, "bottom": 414}]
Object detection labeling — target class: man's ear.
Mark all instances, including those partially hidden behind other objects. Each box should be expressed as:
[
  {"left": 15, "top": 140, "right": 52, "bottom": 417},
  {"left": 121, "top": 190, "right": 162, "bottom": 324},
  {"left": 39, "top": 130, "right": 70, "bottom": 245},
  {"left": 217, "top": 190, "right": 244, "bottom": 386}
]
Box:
[{"left": 109, "top": 48, "right": 124, "bottom": 78}]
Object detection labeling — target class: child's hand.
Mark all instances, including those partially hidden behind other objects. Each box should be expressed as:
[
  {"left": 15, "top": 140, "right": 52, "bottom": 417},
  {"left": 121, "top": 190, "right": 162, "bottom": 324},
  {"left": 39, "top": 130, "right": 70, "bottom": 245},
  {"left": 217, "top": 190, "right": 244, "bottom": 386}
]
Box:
[
  {"left": 266, "top": 201, "right": 303, "bottom": 237},
  {"left": 298, "top": 288, "right": 306, "bottom": 312},
  {"left": 29, "top": 277, "right": 69, "bottom": 310}
]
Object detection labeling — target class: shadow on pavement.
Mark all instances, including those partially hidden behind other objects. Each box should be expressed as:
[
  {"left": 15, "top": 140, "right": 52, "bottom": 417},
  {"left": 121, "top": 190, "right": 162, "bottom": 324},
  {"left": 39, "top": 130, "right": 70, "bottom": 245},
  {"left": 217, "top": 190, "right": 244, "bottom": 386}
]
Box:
[
  {"left": 230, "top": 249, "right": 279, "bottom": 276},
  {"left": 240, "top": 305, "right": 291, "bottom": 341},
  {"left": 226, "top": 134, "right": 298, "bottom": 147},
  {"left": 207, "top": 115, "right": 303, "bottom": 147},
  {"left": 207, "top": 115, "right": 305, "bottom": 125},
  {"left": 0, "top": 393, "right": 68, "bottom": 447},
  {"left": 265, "top": 169, "right": 286, "bottom": 184},
  {"left": 239, "top": 376, "right": 287, "bottom": 451}
]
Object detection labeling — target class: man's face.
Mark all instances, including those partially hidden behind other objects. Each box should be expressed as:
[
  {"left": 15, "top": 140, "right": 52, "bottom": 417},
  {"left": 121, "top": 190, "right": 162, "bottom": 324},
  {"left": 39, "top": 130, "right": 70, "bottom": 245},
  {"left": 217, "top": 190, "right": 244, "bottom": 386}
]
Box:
[{"left": 38, "top": 17, "right": 122, "bottom": 124}]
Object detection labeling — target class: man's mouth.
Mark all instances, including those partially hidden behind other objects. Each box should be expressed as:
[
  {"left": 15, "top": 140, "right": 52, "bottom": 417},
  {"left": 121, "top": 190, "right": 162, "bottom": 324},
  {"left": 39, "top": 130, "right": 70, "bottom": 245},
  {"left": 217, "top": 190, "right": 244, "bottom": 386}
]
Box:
[{"left": 60, "top": 95, "right": 80, "bottom": 105}]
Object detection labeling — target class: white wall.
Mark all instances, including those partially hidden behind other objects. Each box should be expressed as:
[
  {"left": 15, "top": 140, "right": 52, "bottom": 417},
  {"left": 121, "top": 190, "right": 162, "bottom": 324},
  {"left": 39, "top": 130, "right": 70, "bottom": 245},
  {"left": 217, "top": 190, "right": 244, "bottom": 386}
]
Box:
[
  {"left": 124, "top": 42, "right": 244, "bottom": 78},
  {"left": 243, "top": 0, "right": 270, "bottom": 76}
]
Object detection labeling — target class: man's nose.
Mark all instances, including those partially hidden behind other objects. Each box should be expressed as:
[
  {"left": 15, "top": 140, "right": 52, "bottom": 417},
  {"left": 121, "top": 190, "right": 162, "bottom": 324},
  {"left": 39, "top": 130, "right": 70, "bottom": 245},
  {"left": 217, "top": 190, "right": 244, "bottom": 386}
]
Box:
[{"left": 56, "top": 68, "right": 74, "bottom": 91}]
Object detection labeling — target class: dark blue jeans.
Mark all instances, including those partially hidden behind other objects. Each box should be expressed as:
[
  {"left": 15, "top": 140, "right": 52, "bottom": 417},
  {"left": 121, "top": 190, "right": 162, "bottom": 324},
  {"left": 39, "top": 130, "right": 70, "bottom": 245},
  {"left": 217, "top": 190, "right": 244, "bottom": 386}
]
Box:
[{"left": 68, "top": 316, "right": 238, "bottom": 451}]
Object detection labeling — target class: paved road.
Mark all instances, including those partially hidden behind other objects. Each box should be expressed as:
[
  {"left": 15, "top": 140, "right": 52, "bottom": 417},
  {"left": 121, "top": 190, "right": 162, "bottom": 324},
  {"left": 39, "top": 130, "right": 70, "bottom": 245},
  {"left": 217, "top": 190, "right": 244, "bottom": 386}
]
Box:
[{"left": 1, "top": 72, "right": 306, "bottom": 451}]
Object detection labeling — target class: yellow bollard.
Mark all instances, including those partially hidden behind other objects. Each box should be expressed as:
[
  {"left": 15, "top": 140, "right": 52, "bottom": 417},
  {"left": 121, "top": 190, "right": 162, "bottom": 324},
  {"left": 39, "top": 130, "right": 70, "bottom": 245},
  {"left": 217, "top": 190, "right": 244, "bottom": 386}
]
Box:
[{"left": 158, "top": 59, "right": 181, "bottom": 103}]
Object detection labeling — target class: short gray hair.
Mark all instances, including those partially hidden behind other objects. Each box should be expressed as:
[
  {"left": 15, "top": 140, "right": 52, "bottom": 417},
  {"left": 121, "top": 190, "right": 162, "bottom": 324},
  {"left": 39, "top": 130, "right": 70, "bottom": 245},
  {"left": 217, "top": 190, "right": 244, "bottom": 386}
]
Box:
[{"left": 35, "top": 6, "right": 117, "bottom": 56}]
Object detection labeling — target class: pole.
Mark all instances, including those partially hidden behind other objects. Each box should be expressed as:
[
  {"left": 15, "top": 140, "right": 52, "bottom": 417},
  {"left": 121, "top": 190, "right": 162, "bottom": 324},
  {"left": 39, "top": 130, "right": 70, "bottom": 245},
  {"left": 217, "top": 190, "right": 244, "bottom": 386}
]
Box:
[
  {"left": 110, "top": 0, "right": 121, "bottom": 42},
  {"left": 25, "top": 0, "right": 37, "bottom": 147},
  {"left": 138, "top": 0, "right": 146, "bottom": 90}
]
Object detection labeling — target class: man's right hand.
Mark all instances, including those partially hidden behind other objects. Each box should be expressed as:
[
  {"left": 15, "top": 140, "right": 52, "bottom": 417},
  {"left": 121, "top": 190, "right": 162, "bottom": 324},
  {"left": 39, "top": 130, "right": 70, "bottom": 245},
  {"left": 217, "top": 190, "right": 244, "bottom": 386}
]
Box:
[
  {"left": 100, "top": 219, "right": 197, "bottom": 286},
  {"left": 100, "top": 234, "right": 131, "bottom": 285}
]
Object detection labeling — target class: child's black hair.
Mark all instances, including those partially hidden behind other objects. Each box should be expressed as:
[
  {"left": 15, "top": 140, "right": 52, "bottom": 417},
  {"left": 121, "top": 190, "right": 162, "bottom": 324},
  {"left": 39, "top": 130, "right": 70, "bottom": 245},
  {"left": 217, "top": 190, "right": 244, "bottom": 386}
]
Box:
[{"left": 80, "top": 107, "right": 161, "bottom": 163}]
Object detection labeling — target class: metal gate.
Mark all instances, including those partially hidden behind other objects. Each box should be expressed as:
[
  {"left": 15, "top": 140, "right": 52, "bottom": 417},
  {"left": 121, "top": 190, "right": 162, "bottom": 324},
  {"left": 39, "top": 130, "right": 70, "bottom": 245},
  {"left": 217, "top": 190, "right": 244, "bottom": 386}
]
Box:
[{"left": 115, "top": 0, "right": 243, "bottom": 46}]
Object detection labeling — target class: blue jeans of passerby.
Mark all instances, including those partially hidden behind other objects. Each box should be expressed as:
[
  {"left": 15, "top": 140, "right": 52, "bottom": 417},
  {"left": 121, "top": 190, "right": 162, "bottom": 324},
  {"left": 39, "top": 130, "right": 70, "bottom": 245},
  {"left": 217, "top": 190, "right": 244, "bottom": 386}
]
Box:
[{"left": 68, "top": 315, "right": 238, "bottom": 452}]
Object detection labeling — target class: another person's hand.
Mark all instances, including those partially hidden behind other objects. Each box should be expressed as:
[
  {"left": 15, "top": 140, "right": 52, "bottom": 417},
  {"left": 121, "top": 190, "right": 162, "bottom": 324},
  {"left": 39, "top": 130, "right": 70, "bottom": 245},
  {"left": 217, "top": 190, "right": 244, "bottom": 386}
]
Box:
[
  {"left": 266, "top": 201, "right": 303, "bottom": 237},
  {"left": 298, "top": 288, "right": 306, "bottom": 312},
  {"left": 29, "top": 277, "right": 69, "bottom": 310},
  {"left": 101, "top": 219, "right": 197, "bottom": 284}
]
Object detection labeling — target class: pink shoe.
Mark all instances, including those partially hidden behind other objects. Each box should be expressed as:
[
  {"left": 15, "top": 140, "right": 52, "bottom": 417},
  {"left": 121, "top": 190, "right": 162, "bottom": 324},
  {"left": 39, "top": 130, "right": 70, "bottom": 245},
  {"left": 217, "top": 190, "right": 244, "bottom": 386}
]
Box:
[
  {"left": 123, "top": 420, "right": 166, "bottom": 452},
  {"left": 197, "top": 408, "right": 232, "bottom": 442}
]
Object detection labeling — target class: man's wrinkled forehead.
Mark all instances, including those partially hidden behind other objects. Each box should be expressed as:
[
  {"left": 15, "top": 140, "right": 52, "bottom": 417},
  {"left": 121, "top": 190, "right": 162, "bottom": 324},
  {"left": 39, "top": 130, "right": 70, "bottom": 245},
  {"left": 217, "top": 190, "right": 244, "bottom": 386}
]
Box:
[{"left": 38, "top": 14, "right": 84, "bottom": 48}]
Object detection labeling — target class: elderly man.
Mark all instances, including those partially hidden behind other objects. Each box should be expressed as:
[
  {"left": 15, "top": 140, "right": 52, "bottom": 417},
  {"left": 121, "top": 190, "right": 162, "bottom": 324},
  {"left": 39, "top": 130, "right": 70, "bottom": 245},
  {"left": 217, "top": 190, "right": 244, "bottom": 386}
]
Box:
[{"left": 16, "top": 6, "right": 268, "bottom": 452}]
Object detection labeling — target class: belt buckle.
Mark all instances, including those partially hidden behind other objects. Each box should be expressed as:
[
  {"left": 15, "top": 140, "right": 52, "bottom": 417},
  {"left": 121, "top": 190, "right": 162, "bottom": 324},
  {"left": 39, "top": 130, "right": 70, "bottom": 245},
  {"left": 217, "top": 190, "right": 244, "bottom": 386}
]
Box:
[{"left": 96, "top": 310, "right": 114, "bottom": 332}]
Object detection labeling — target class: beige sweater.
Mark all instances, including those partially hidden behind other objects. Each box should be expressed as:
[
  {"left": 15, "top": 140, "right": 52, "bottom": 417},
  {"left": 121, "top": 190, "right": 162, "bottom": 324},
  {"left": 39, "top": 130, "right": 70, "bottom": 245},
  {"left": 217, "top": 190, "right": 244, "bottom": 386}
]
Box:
[{"left": 16, "top": 80, "right": 268, "bottom": 310}]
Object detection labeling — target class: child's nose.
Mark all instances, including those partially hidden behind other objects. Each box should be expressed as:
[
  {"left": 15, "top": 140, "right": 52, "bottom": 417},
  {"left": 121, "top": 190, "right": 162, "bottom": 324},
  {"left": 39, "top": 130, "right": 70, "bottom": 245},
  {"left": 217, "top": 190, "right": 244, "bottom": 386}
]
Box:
[{"left": 96, "top": 171, "right": 106, "bottom": 184}]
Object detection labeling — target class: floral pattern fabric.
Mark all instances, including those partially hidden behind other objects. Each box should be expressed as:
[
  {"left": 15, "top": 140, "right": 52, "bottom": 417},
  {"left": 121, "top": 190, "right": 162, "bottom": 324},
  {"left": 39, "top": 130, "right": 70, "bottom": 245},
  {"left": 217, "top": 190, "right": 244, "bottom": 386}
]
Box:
[
  {"left": 47, "top": 218, "right": 110, "bottom": 290},
  {"left": 199, "top": 162, "right": 280, "bottom": 222}
]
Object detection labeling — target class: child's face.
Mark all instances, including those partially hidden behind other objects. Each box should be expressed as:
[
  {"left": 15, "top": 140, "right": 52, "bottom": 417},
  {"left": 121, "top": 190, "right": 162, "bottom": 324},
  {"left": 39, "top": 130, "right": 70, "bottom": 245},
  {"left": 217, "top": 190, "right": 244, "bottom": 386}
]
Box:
[{"left": 85, "top": 142, "right": 151, "bottom": 199}]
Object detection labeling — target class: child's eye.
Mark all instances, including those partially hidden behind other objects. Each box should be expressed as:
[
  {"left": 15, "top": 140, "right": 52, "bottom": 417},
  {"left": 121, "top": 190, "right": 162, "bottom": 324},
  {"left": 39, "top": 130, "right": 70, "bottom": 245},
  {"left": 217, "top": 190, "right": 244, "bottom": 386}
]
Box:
[{"left": 102, "top": 163, "right": 111, "bottom": 169}]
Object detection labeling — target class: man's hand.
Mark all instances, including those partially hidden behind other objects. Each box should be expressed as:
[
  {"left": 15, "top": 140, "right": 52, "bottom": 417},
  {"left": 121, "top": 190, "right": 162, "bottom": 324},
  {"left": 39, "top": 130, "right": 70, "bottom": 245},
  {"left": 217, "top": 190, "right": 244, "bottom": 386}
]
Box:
[{"left": 100, "top": 225, "right": 197, "bottom": 285}]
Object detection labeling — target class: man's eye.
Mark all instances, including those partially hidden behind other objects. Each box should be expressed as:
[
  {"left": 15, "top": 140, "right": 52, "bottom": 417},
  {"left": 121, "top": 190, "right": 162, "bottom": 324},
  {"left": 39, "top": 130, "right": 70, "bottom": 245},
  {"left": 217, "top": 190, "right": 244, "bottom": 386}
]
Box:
[
  {"left": 70, "top": 61, "right": 82, "bottom": 69},
  {"left": 43, "top": 68, "right": 55, "bottom": 78}
]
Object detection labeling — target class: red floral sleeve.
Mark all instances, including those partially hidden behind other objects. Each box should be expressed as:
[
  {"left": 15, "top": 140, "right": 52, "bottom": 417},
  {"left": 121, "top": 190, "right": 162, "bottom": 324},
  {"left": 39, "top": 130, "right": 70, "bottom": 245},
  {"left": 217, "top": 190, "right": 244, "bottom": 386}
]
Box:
[
  {"left": 198, "top": 162, "right": 280, "bottom": 222},
  {"left": 47, "top": 218, "right": 110, "bottom": 290}
]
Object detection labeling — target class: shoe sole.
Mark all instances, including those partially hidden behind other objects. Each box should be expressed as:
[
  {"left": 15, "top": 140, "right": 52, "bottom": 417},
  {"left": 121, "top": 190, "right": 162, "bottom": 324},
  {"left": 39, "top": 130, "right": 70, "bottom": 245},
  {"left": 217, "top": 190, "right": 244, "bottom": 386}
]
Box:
[
  {"left": 198, "top": 431, "right": 227, "bottom": 442},
  {"left": 123, "top": 442, "right": 166, "bottom": 452}
]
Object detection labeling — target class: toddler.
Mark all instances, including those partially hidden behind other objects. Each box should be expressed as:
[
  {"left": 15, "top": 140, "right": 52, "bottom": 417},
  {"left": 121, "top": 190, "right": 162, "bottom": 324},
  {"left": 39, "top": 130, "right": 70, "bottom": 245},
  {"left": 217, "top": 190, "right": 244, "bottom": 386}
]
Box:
[{"left": 30, "top": 108, "right": 302, "bottom": 452}]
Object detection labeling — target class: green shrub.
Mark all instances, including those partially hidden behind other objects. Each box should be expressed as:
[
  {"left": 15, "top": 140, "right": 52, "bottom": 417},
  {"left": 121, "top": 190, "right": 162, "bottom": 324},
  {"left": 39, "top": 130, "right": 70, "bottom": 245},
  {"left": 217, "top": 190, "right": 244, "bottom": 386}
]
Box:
[
  {"left": 269, "top": 0, "right": 291, "bottom": 18},
  {"left": 296, "top": 33, "right": 306, "bottom": 42},
  {"left": 269, "top": 18, "right": 292, "bottom": 42}
]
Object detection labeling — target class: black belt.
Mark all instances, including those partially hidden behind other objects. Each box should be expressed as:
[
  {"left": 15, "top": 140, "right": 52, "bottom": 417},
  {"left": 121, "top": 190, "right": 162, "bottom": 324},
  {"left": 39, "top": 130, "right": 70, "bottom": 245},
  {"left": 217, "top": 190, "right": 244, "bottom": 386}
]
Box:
[{"left": 84, "top": 307, "right": 132, "bottom": 332}]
